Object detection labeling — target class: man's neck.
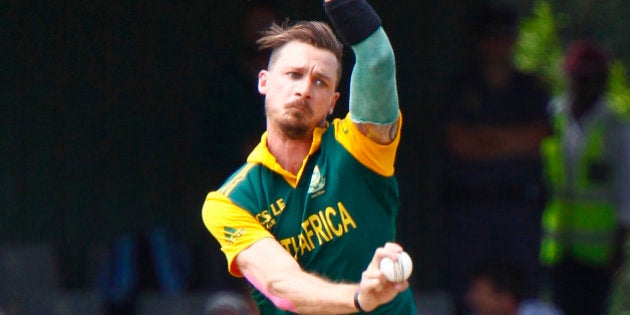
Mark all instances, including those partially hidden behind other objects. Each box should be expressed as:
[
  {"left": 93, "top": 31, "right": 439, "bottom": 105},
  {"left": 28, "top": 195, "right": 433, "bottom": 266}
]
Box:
[{"left": 267, "top": 128, "right": 314, "bottom": 175}]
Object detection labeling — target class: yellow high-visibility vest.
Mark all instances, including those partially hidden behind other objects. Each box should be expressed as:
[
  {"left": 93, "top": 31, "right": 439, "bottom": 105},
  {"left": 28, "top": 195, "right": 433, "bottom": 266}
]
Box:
[{"left": 540, "top": 105, "right": 616, "bottom": 267}]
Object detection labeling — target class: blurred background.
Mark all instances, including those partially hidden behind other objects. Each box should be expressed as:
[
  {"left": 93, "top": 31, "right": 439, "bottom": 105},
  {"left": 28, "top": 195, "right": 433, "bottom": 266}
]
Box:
[{"left": 2, "top": 0, "right": 630, "bottom": 314}]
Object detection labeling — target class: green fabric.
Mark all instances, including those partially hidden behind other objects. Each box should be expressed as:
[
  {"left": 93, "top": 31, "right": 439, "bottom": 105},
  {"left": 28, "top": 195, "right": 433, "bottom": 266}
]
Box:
[
  {"left": 349, "top": 27, "right": 399, "bottom": 125},
  {"left": 225, "top": 125, "right": 415, "bottom": 314}
]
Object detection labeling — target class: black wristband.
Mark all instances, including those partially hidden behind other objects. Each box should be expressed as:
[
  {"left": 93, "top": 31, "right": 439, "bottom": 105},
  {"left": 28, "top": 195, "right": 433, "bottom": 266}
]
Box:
[
  {"left": 324, "top": 0, "right": 381, "bottom": 46},
  {"left": 354, "top": 290, "right": 367, "bottom": 313}
]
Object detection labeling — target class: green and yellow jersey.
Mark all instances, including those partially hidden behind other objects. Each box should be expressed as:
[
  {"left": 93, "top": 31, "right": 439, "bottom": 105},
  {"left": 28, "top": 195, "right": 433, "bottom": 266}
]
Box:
[{"left": 202, "top": 113, "right": 415, "bottom": 314}]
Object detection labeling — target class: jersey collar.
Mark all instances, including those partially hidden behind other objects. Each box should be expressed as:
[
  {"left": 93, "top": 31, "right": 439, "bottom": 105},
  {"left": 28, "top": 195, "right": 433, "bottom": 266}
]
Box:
[{"left": 247, "top": 124, "right": 327, "bottom": 187}]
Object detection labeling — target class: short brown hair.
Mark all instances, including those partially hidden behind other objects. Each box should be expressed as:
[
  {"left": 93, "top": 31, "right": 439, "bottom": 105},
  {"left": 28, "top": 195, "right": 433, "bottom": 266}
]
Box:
[{"left": 257, "top": 21, "right": 344, "bottom": 79}]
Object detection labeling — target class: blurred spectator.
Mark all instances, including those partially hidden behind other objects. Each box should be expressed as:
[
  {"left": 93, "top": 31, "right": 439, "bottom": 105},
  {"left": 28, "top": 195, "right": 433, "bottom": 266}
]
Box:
[
  {"left": 437, "top": 3, "right": 551, "bottom": 314},
  {"left": 94, "top": 226, "right": 194, "bottom": 315},
  {"left": 540, "top": 41, "right": 630, "bottom": 315},
  {"left": 466, "top": 256, "right": 562, "bottom": 315}
]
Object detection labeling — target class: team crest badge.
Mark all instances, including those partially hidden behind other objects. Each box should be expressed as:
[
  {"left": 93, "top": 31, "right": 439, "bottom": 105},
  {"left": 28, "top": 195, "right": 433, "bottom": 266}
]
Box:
[{"left": 308, "top": 165, "right": 326, "bottom": 196}]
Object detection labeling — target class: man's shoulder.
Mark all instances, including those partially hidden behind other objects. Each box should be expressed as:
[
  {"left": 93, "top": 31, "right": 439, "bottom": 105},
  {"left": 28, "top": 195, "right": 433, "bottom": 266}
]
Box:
[
  {"left": 327, "top": 114, "right": 400, "bottom": 177},
  {"left": 217, "top": 162, "right": 263, "bottom": 198}
]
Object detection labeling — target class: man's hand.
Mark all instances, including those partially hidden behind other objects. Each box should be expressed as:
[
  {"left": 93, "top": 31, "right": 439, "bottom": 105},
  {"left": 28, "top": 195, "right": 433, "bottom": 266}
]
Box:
[{"left": 356, "top": 242, "right": 410, "bottom": 312}]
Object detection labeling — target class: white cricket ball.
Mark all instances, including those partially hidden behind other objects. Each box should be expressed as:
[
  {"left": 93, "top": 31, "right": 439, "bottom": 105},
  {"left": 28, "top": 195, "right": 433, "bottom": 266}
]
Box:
[{"left": 379, "top": 251, "right": 413, "bottom": 283}]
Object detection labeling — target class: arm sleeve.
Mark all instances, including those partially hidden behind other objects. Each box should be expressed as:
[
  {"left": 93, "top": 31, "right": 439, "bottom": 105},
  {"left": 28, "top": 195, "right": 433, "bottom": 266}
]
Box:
[
  {"left": 324, "top": 0, "right": 399, "bottom": 125},
  {"left": 201, "top": 191, "right": 275, "bottom": 277},
  {"left": 348, "top": 27, "right": 399, "bottom": 124},
  {"left": 334, "top": 113, "right": 402, "bottom": 176}
]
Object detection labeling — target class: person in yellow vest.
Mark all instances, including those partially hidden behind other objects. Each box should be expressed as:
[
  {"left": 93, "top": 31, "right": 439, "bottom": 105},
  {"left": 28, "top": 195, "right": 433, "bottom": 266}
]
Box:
[{"left": 540, "top": 41, "right": 630, "bottom": 315}]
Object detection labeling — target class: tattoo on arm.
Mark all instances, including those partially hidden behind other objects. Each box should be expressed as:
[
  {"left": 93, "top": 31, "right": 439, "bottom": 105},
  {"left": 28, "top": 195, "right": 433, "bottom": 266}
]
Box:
[{"left": 356, "top": 120, "right": 399, "bottom": 145}]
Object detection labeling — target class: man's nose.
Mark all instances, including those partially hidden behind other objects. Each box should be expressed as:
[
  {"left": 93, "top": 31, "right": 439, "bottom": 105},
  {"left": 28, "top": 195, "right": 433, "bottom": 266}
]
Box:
[{"left": 294, "top": 78, "right": 312, "bottom": 98}]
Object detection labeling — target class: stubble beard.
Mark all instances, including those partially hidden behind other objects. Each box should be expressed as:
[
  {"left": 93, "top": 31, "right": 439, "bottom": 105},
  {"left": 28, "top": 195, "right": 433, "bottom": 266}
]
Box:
[{"left": 268, "top": 100, "right": 314, "bottom": 140}]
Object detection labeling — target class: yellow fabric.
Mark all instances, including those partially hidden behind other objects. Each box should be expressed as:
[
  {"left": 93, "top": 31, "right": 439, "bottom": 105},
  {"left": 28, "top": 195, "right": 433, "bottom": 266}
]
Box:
[
  {"left": 246, "top": 126, "right": 326, "bottom": 188},
  {"left": 202, "top": 191, "right": 275, "bottom": 277},
  {"left": 540, "top": 199, "right": 565, "bottom": 265},
  {"left": 336, "top": 113, "right": 402, "bottom": 177}
]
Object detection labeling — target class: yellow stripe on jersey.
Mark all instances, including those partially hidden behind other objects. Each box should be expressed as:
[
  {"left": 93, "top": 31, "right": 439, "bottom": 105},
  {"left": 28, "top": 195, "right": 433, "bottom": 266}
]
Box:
[
  {"left": 334, "top": 113, "right": 402, "bottom": 177},
  {"left": 202, "top": 191, "right": 275, "bottom": 277},
  {"left": 218, "top": 163, "right": 256, "bottom": 197}
]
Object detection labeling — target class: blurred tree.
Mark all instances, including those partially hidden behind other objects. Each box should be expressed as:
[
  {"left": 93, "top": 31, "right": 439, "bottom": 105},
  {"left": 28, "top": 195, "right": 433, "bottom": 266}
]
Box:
[
  {"left": 513, "top": 0, "right": 565, "bottom": 95},
  {"left": 513, "top": 0, "right": 630, "bottom": 116},
  {"left": 608, "top": 61, "right": 630, "bottom": 116}
]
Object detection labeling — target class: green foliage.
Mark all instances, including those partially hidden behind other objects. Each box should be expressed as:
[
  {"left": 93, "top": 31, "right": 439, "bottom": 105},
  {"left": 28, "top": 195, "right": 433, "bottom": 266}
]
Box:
[
  {"left": 514, "top": 0, "right": 630, "bottom": 117},
  {"left": 608, "top": 61, "right": 630, "bottom": 116},
  {"left": 513, "top": 0, "right": 565, "bottom": 95}
]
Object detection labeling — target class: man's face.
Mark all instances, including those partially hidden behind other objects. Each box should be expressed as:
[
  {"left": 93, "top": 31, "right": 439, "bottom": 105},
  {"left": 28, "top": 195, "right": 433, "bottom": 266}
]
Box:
[{"left": 258, "top": 41, "right": 340, "bottom": 139}]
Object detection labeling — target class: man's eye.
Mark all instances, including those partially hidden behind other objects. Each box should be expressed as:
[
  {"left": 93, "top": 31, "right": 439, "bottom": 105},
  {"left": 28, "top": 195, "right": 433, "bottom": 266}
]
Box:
[
  {"left": 288, "top": 72, "right": 301, "bottom": 79},
  {"left": 315, "top": 79, "right": 327, "bottom": 87}
]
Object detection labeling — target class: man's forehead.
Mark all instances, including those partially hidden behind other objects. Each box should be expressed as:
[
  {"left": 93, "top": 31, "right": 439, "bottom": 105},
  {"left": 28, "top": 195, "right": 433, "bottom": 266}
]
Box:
[{"left": 273, "top": 42, "right": 338, "bottom": 68}]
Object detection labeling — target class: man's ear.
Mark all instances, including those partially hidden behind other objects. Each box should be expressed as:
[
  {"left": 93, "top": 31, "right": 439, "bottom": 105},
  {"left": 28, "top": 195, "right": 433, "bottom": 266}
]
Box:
[
  {"left": 329, "top": 92, "right": 340, "bottom": 115},
  {"left": 258, "top": 70, "right": 268, "bottom": 95}
]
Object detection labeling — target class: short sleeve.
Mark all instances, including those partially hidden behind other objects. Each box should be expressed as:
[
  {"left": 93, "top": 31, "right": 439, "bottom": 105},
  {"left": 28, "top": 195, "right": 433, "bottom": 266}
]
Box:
[
  {"left": 333, "top": 113, "right": 402, "bottom": 177},
  {"left": 202, "top": 191, "right": 274, "bottom": 277}
]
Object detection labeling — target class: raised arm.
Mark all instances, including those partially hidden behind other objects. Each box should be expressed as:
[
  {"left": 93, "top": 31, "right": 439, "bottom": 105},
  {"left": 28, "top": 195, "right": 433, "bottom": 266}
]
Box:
[{"left": 325, "top": 0, "right": 400, "bottom": 144}]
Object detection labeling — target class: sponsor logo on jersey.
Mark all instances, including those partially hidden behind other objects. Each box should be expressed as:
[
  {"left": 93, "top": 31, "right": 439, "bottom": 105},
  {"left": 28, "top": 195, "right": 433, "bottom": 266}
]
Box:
[
  {"left": 308, "top": 165, "right": 326, "bottom": 197},
  {"left": 256, "top": 198, "right": 285, "bottom": 230},
  {"left": 224, "top": 227, "right": 245, "bottom": 245}
]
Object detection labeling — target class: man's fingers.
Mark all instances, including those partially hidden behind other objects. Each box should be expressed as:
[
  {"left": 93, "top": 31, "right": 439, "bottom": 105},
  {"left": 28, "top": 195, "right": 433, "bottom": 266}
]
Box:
[
  {"left": 359, "top": 242, "right": 408, "bottom": 311},
  {"left": 382, "top": 242, "right": 403, "bottom": 257},
  {"left": 394, "top": 280, "right": 409, "bottom": 292},
  {"left": 369, "top": 242, "right": 403, "bottom": 269}
]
